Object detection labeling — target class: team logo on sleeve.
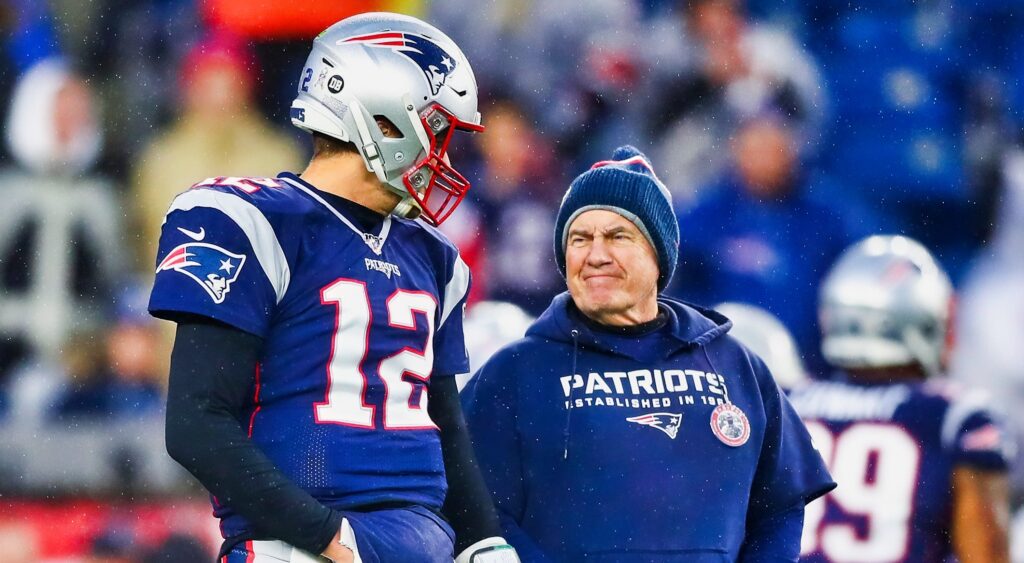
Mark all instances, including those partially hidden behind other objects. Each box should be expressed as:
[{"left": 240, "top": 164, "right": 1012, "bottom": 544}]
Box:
[
  {"left": 626, "top": 412, "right": 682, "bottom": 439},
  {"left": 342, "top": 32, "right": 457, "bottom": 95},
  {"left": 710, "top": 403, "right": 750, "bottom": 447},
  {"left": 156, "top": 243, "right": 246, "bottom": 304},
  {"left": 960, "top": 423, "right": 1008, "bottom": 454}
]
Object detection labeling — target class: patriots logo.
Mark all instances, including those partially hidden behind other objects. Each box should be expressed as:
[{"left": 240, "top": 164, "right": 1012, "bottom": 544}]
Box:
[
  {"left": 156, "top": 243, "right": 246, "bottom": 304},
  {"left": 342, "top": 32, "right": 457, "bottom": 96},
  {"left": 627, "top": 412, "right": 682, "bottom": 439}
]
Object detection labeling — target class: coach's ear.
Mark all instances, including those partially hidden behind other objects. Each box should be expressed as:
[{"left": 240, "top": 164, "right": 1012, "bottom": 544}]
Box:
[{"left": 455, "top": 537, "right": 520, "bottom": 563}]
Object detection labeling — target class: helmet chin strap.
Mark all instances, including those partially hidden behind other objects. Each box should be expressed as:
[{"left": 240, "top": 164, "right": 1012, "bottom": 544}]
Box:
[{"left": 393, "top": 198, "right": 422, "bottom": 220}]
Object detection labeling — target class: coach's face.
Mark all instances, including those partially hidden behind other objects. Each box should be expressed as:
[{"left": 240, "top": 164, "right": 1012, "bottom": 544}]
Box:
[{"left": 566, "top": 209, "right": 660, "bottom": 326}]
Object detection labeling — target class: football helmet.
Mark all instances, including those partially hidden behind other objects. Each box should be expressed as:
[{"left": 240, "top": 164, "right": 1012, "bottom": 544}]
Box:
[
  {"left": 819, "top": 235, "right": 953, "bottom": 376},
  {"left": 716, "top": 302, "right": 807, "bottom": 390},
  {"left": 291, "top": 12, "right": 483, "bottom": 226}
]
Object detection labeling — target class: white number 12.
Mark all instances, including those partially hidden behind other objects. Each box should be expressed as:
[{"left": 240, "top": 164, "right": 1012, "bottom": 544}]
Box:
[{"left": 314, "top": 278, "right": 437, "bottom": 430}]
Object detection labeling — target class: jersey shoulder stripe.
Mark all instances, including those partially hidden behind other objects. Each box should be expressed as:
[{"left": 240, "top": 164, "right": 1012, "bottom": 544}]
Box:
[
  {"left": 940, "top": 388, "right": 996, "bottom": 449},
  {"left": 166, "top": 188, "right": 291, "bottom": 304},
  {"left": 440, "top": 254, "right": 470, "bottom": 328}
]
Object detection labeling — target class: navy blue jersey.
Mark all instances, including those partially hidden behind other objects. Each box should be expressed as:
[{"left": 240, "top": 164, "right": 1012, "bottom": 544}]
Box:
[
  {"left": 789, "top": 377, "right": 1012, "bottom": 563},
  {"left": 149, "top": 173, "right": 471, "bottom": 539}
]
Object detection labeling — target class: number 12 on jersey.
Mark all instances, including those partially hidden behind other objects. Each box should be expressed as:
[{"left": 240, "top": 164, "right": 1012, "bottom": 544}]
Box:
[{"left": 314, "top": 278, "right": 438, "bottom": 430}]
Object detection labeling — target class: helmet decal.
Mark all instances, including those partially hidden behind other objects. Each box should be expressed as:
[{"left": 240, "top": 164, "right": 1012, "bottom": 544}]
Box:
[{"left": 342, "top": 32, "right": 457, "bottom": 96}]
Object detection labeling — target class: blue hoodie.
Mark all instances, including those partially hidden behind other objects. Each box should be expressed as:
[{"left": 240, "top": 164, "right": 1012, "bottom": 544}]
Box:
[{"left": 462, "top": 293, "right": 835, "bottom": 562}]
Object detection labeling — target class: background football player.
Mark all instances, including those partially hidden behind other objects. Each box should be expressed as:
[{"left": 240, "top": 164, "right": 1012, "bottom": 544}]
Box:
[
  {"left": 149, "top": 12, "right": 517, "bottom": 563},
  {"left": 790, "top": 235, "right": 1013, "bottom": 563}
]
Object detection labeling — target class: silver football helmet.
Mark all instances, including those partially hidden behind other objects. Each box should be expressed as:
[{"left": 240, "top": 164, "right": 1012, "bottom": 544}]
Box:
[
  {"left": 291, "top": 12, "right": 483, "bottom": 225},
  {"left": 716, "top": 302, "right": 807, "bottom": 390},
  {"left": 819, "top": 235, "right": 953, "bottom": 376}
]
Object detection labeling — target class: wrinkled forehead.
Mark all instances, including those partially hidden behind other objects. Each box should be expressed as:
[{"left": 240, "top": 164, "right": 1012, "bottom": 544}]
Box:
[{"left": 568, "top": 208, "right": 639, "bottom": 234}]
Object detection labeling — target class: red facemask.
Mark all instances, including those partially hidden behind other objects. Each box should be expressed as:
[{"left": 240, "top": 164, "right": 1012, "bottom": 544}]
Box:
[{"left": 401, "top": 103, "right": 484, "bottom": 226}]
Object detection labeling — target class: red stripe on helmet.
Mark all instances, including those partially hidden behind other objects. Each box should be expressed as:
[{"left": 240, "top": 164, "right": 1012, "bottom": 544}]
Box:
[{"left": 343, "top": 32, "right": 404, "bottom": 42}]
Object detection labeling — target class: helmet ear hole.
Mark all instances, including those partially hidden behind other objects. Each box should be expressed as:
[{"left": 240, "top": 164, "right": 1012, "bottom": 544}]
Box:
[{"left": 374, "top": 116, "right": 404, "bottom": 139}]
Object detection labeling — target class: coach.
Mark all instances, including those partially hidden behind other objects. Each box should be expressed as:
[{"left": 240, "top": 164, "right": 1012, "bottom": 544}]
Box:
[{"left": 462, "top": 146, "right": 835, "bottom": 562}]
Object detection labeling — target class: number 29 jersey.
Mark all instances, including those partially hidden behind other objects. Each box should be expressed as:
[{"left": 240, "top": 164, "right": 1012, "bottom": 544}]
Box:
[
  {"left": 788, "top": 376, "right": 1012, "bottom": 563},
  {"left": 148, "top": 173, "right": 472, "bottom": 539}
]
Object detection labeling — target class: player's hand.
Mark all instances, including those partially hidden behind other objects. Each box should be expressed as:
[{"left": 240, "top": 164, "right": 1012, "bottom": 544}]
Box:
[
  {"left": 321, "top": 521, "right": 357, "bottom": 563},
  {"left": 454, "top": 537, "right": 520, "bottom": 563},
  {"left": 321, "top": 540, "right": 353, "bottom": 563}
]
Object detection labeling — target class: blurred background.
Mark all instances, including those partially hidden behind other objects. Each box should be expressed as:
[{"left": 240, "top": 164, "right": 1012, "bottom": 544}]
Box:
[{"left": 1, "top": 0, "right": 1024, "bottom": 560}]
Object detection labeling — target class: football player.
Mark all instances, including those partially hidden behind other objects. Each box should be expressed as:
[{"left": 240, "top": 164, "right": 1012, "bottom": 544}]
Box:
[
  {"left": 790, "top": 235, "right": 1012, "bottom": 563},
  {"left": 149, "top": 13, "right": 518, "bottom": 563}
]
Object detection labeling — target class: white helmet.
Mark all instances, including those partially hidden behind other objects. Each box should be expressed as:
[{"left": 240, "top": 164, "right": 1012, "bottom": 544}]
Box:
[
  {"left": 291, "top": 12, "right": 483, "bottom": 225},
  {"left": 716, "top": 302, "right": 807, "bottom": 390},
  {"left": 819, "top": 235, "right": 953, "bottom": 376}
]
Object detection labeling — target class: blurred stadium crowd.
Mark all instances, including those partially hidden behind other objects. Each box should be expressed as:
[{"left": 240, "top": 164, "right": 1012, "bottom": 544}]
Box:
[{"left": 1, "top": 0, "right": 1024, "bottom": 560}]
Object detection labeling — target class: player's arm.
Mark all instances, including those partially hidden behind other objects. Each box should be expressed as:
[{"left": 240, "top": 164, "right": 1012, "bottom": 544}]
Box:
[
  {"left": 944, "top": 391, "right": 1014, "bottom": 563},
  {"left": 951, "top": 466, "right": 1011, "bottom": 563},
  {"left": 428, "top": 375, "right": 519, "bottom": 563},
  {"left": 165, "top": 319, "right": 344, "bottom": 556}
]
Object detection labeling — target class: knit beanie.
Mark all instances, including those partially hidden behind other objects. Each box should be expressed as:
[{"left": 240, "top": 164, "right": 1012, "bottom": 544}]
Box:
[{"left": 554, "top": 145, "right": 679, "bottom": 291}]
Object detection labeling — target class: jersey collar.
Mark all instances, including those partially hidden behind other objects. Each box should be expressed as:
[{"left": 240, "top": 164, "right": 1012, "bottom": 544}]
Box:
[{"left": 280, "top": 172, "right": 392, "bottom": 255}]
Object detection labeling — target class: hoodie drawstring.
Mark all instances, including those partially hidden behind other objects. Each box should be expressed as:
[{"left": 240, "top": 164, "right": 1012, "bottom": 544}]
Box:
[
  {"left": 563, "top": 328, "right": 580, "bottom": 460},
  {"left": 701, "top": 345, "right": 731, "bottom": 404}
]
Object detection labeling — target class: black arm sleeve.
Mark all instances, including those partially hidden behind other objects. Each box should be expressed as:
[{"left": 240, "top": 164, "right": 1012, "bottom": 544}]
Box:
[
  {"left": 165, "top": 320, "right": 343, "bottom": 554},
  {"left": 428, "top": 376, "right": 503, "bottom": 553}
]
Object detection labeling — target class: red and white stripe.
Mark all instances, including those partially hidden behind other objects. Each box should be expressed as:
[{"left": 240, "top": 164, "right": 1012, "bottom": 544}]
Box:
[
  {"left": 590, "top": 155, "right": 658, "bottom": 178},
  {"left": 157, "top": 246, "right": 190, "bottom": 271},
  {"left": 342, "top": 32, "right": 406, "bottom": 47}
]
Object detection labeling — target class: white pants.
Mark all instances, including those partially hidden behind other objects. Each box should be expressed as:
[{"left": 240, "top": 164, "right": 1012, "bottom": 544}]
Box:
[{"left": 233, "top": 519, "right": 362, "bottom": 563}]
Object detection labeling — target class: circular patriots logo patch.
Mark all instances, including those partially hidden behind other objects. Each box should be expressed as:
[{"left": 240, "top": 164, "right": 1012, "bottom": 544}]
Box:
[{"left": 710, "top": 403, "right": 750, "bottom": 447}]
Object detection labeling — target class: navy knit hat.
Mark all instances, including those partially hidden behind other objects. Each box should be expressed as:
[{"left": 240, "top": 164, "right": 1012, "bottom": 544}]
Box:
[{"left": 554, "top": 145, "right": 679, "bottom": 291}]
